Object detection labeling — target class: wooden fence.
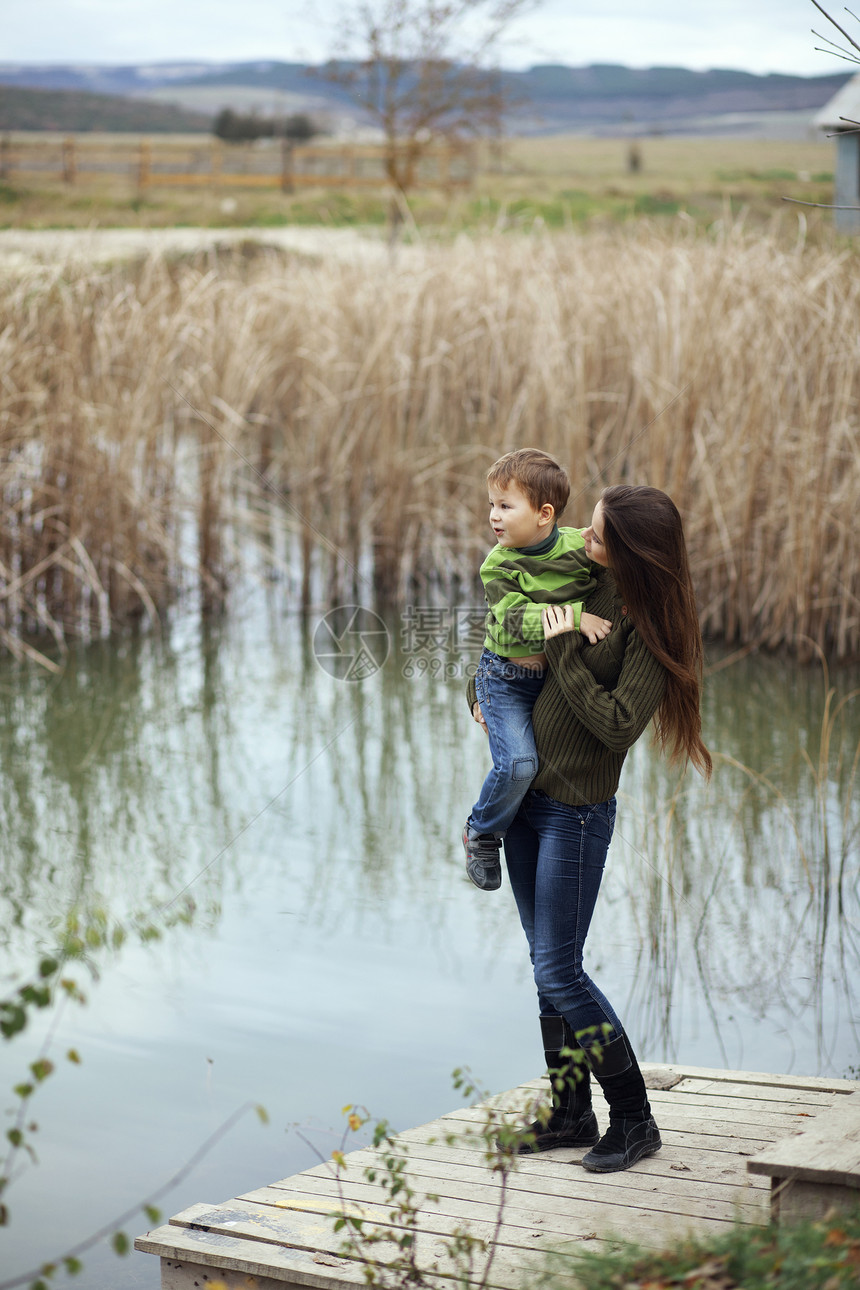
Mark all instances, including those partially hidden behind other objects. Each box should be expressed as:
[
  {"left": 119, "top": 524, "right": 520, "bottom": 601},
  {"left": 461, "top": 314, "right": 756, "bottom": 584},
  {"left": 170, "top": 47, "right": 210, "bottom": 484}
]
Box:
[{"left": 0, "top": 135, "right": 475, "bottom": 193}]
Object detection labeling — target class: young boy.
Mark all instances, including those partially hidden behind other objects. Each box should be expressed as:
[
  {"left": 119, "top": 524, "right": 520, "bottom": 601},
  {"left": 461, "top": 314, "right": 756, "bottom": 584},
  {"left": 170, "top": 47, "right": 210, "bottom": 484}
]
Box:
[{"left": 463, "top": 449, "right": 612, "bottom": 891}]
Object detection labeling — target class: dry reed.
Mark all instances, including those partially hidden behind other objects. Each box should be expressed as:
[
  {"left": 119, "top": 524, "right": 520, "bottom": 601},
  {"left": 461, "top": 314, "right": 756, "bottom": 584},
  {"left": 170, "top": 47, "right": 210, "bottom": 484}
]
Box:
[{"left": 1, "top": 222, "right": 858, "bottom": 662}]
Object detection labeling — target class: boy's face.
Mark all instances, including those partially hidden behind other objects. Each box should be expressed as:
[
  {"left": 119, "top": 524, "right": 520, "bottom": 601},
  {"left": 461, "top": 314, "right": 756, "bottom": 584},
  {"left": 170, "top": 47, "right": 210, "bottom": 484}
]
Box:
[{"left": 488, "top": 481, "right": 554, "bottom": 550}]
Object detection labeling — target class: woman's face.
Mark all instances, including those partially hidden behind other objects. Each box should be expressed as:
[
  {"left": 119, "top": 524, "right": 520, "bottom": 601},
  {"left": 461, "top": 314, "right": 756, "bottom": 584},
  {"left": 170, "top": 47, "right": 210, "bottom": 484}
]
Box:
[{"left": 583, "top": 500, "right": 610, "bottom": 567}]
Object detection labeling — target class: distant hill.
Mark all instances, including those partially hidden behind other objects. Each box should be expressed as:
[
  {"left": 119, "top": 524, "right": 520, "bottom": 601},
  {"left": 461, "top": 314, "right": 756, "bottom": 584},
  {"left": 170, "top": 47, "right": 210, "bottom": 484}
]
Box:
[
  {"left": 514, "top": 64, "right": 851, "bottom": 131},
  {"left": 0, "top": 62, "right": 231, "bottom": 96},
  {"left": 0, "top": 61, "right": 850, "bottom": 136},
  {"left": 519, "top": 63, "right": 845, "bottom": 98},
  {"left": 0, "top": 85, "right": 211, "bottom": 132}
]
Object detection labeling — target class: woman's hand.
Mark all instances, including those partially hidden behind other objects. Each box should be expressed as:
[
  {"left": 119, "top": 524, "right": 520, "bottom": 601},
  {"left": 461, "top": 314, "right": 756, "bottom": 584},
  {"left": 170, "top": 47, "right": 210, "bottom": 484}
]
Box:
[
  {"left": 542, "top": 604, "right": 578, "bottom": 639},
  {"left": 580, "top": 611, "right": 613, "bottom": 644},
  {"left": 472, "top": 701, "right": 488, "bottom": 734}
]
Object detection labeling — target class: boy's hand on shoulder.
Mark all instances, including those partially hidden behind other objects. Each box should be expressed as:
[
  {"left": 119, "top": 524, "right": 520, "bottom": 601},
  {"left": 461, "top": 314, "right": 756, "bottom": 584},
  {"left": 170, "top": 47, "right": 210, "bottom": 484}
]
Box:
[
  {"left": 542, "top": 604, "right": 577, "bottom": 638},
  {"left": 579, "top": 611, "right": 613, "bottom": 644}
]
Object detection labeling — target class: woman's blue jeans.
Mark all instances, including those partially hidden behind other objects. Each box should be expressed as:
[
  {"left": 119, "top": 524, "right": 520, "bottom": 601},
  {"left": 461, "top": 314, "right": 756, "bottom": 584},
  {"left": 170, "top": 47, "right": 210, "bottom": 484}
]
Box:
[
  {"left": 503, "top": 790, "right": 624, "bottom": 1047},
  {"left": 470, "top": 649, "right": 546, "bottom": 835}
]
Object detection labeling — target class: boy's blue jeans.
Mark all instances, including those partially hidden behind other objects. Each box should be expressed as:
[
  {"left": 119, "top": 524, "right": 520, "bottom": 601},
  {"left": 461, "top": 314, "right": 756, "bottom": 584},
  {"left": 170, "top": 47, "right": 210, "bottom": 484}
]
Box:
[
  {"left": 503, "top": 790, "right": 624, "bottom": 1046},
  {"left": 469, "top": 649, "right": 546, "bottom": 836}
]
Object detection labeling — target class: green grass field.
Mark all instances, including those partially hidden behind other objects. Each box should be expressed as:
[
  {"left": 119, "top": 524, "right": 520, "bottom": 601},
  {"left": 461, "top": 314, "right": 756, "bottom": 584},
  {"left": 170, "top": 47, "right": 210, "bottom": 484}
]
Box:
[{"left": 0, "top": 133, "right": 837, "bottom": 233}]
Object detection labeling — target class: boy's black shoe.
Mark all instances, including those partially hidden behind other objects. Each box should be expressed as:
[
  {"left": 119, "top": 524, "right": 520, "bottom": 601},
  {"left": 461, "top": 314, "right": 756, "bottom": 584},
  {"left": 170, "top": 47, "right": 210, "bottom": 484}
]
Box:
[{"left": 462, "top": 822, "right": 502, "bottom": 891}]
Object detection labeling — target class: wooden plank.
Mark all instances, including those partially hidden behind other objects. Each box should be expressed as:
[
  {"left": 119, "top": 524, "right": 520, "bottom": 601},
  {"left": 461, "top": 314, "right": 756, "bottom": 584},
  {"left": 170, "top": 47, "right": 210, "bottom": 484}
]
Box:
[
  {"left": 281, "top": 1154, "right": 767, "bottom": 1215},
  {"left": 139, "top": 1214, "right": 459, "bottom": 1290},
  {"left": 171, "top": 1194, "right": 606, "bottom": 1260},
  {"left": 444, "top": 1085, "right": 838, "bottom": 1127},
  {"left": 286, "top": 1154, "right": 761, "bottom": 1218},
  {"left": 515, "top": 1068, "right": 859, "bottom": 1097},
  {"left": 187, "top": 1186, "right": 737, "bottom": 1264},
  {"left": 169, "top": 1197, "right": 496, "bottom": 1264},
  {"left": 443, "top": 1093, "right": 820, "bottom": 1135},
  {"left": 457, "top": 1089, "right": 820, "bottom": 1124},
  {"left": 638, "top": 1066, "right": 860, "bottom": 1095},
  {"left": 240, "top": 1179, "right": 651, "bottom": 1245},
  {"left": 336, "top": 1128, "right": 763, "bottom": 1187},
  {"left": 442, "top": 1101, "right": 818, "bottom": 1139},
  {"left": 235, "top": 1181, "right": 739, "bottom": 1251},
  {"left": 244, "top": 1162, "right": 767, "bottom": 1232},
  {"left": 448, "top": 1086, "right": 817, "bottom": 1118},
  {"left": 385, "top": 1120, "right": 778, "bottom": 1161},
  {"left": 136, "top": 1222, "right": 367, "bottom": 1290},
  {"left": 245, "top": 1180, "right": 592, "bottom": 1234},
  {"left": 151, "top": 1200, "right": 568, "bottom": 1290},
  {"left": 257, "top": 1136, "right": 770, "bottom": 1202},
  {"left": 514, "top": 1075, "right": 843, "bottom": 1115},
  {"left": 668, "top": 1079, "right": 842, "bottom": 1107},
  {"left": 255, "top": 1163, "right": 764, "bottom": 1223},
  {"left": 771, "top": 1178, "right": 860, "bottom": 1224},
  {"left": 265, "top": 1148, "right": 766, "bottom": 1225},
  {"left": 747, "top": 1093, "right": 860, "bottom": 1188},
  {"left": 160, "top": 1257, "right": 314, "bottom": 1289},
  {"left": 623, "top": 1103, "right": 819, "bottom": 1133}
]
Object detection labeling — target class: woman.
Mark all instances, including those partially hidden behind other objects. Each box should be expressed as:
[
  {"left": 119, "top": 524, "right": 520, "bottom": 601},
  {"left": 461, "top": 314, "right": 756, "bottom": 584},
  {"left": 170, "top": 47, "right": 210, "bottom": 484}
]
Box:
[{"left": 469, "top": 484, "right": 712, "bottom": 1173}]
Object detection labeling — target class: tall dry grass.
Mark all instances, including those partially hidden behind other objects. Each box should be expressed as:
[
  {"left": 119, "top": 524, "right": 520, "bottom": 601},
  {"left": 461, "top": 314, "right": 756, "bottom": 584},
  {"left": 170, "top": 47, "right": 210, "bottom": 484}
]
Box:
[{"left": 1, "top": 223, "right": 859, "bottom": 663}]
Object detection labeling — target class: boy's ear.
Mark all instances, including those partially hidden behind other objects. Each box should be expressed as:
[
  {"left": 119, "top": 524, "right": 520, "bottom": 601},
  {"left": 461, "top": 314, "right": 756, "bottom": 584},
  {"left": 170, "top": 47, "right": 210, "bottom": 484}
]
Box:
[{"left": 539, "top": 503, "right": 555, "bottom": 525}]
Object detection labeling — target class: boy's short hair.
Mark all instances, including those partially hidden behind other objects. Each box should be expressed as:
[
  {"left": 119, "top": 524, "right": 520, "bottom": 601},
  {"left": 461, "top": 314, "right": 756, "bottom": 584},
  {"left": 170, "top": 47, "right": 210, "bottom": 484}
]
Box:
[{"left": 487, "top": 448, "right": 570, "bottom": 519}]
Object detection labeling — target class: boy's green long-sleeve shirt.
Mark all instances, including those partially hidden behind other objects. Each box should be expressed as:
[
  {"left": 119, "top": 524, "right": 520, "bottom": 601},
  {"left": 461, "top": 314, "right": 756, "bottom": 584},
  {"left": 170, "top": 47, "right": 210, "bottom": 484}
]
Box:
[
  {"left": 480, "top": 526, "right": 597, "bottom": 658},
  {"left": 469, "top": 567, "right": 668, "bottom": 806}
]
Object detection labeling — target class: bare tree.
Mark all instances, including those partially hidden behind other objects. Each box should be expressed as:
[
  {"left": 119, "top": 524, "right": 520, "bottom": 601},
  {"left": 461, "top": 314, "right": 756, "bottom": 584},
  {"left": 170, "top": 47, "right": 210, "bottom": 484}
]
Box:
[
  {"left": 322, "top": 0, "right": 534, "bottom": 231},
  {"left": 811, "top": 0, "right": 860, "bottom": 66}
]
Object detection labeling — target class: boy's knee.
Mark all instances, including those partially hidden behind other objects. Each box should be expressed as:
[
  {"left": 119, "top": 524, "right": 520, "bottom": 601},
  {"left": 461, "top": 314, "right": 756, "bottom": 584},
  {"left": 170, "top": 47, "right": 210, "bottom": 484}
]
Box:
[{"left": 511, "top": 756, "right": 536, "bottom": 781}]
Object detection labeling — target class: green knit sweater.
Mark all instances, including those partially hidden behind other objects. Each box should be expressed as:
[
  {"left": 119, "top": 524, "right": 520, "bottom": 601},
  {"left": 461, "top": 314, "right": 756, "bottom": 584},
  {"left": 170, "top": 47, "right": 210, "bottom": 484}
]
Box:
[{"left": 468, "top": 567, "right": 667, "bottom": 806}]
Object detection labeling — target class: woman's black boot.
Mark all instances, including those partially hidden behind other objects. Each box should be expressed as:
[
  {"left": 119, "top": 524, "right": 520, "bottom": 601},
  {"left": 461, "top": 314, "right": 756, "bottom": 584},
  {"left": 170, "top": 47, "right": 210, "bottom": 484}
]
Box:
[
  {"left": 580, "top": 1032, "right": 661, "bottom": 1172},
  {"left": 511, "top": 1015, "right": 599, "bottom": 1153}
]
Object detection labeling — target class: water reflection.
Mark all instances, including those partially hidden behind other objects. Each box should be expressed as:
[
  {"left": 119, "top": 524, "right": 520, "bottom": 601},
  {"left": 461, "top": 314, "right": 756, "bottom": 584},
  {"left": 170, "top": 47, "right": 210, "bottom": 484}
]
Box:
[
  {"left": 0, "top": 596, "right": 858, "bottom": 1288},
  {"left": 1, "top": 604, "right": 858, "bottom": 1065},
  {"left": 612, "top": 648, "right": 860, "bottom": 1072}
]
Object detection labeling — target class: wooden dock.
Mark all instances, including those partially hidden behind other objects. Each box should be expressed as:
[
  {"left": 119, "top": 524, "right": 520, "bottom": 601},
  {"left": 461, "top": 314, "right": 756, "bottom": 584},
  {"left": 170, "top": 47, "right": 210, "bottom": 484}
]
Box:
[{"left": 135, "top": 1063, "right": 860, "bottom": 1289}]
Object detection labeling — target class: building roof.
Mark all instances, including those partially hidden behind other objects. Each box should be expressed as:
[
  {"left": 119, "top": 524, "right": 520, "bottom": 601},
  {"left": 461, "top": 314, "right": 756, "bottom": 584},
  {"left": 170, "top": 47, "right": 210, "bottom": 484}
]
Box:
[{"left": 815, "top": 70, "right": 860, "bottom": 130}]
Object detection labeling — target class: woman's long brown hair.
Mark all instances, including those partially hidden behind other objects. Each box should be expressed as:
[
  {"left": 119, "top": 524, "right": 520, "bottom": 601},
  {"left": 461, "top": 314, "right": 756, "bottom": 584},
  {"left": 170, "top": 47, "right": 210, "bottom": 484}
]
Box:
[{"left": 601, "top": 485, "right": 712, "bottom": 778}]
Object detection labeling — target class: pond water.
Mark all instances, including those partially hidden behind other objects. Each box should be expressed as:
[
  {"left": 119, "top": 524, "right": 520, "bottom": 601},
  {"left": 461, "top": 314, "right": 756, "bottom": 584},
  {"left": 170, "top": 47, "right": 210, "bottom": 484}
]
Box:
[{"left": 1, "top": 584, "right": 858, "bottom": 1289}]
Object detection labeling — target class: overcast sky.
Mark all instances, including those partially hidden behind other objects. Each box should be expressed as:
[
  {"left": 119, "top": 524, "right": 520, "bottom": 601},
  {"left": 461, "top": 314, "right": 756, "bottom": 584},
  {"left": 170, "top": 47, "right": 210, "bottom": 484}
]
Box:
[{"left": 2, "top": 0, "right": 854, "bottom": 75}]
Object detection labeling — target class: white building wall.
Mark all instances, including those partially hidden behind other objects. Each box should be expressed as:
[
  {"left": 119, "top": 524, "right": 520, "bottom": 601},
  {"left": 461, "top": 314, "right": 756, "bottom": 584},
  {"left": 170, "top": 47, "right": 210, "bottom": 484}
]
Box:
[{"left": 834, "top": 131, "right": 860, "bottom": 234}]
